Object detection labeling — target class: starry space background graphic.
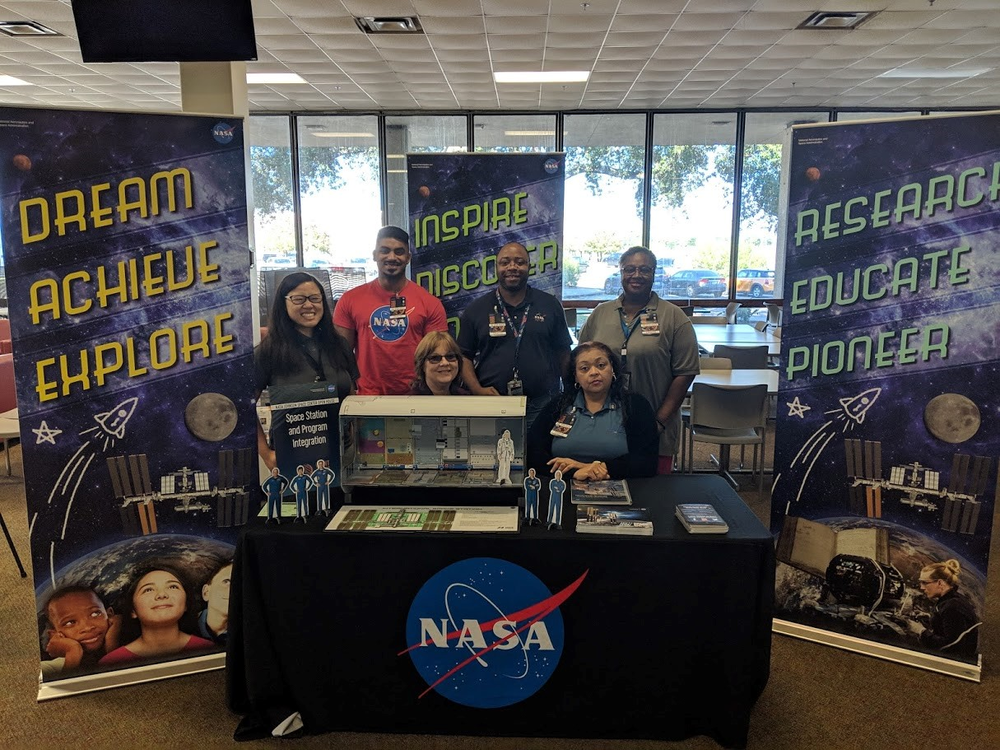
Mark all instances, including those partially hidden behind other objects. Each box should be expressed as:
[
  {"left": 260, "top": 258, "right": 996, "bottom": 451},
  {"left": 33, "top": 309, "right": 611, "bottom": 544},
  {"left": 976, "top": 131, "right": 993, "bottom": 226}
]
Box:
[
  {"left": 769, "top": 111, "right": 1000, "bottom": 664},
  {"left": 0, "top": 107, "right": 256, "bottom": 676},
  {"left": 406, "top": 153, "right": 564, "bottom": 333}
]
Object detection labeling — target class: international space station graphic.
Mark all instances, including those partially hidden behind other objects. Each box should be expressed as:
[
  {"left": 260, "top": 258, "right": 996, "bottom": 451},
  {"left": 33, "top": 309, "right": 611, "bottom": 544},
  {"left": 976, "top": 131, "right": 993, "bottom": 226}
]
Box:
[
  {"left": 106, "top": 447, "right": 257, "bottom": 536},
  {"left": 844, "top": 438, "right": 992, "bottom": 535}
]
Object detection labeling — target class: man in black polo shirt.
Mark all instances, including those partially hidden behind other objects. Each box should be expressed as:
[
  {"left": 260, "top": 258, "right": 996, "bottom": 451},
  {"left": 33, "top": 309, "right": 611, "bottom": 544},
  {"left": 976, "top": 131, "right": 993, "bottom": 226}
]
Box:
[{"left": 458, "top": 241, "right": 572, "bottom": 430}]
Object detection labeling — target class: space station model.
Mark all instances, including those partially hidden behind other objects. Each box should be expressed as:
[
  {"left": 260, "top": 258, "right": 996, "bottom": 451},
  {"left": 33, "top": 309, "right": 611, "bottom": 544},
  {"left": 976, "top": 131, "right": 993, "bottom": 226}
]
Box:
[
  {"left": 107, "top": 447, "right": 256, "bottom": 536},
  {"left": 844, "top": 438, "right": 991, "bottom": 534},
  {"left": 338, "top": 395, "right": 526, "bottom": 505}
]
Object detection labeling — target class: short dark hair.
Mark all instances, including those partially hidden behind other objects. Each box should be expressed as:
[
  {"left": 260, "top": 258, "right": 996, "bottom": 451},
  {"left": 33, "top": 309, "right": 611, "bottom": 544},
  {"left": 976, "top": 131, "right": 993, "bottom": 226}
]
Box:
[
  {"left": 376, "top": 225, "right": 410, "bottom": 246},
  {"left": 44, "top": 585, "right": 105, "bottom": 626},
  {"left": 620, "top": 246, "right": 656, "bottom": 268}
]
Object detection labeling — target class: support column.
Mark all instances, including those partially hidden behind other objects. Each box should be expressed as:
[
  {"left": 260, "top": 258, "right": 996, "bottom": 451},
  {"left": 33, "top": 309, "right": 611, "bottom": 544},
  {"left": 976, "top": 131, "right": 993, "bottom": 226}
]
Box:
[{"left": 179, "top": 61, "right": 248, "bottom": 117}]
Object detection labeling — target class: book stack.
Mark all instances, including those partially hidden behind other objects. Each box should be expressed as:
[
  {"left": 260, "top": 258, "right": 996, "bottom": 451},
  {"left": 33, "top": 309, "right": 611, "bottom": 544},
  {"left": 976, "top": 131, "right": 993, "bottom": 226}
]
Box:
[
  {"left": 675, "top": 503, "right": 729, "bottom": 534},
  {"left": 570, "top": 478, "right": 632, "bottom": 505},
  {"left": 576, "top": 505, "right": 653, "bottom": 536}
]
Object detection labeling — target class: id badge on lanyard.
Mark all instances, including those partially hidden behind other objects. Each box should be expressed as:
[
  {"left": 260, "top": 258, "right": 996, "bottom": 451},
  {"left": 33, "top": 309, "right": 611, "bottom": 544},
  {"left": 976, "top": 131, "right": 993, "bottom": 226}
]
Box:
[
  {"left": 390, "top": 295, "right": 407, "bottom": 319},
  {"left": 551, "top": 407, "right": 576, "bottom": 437}
]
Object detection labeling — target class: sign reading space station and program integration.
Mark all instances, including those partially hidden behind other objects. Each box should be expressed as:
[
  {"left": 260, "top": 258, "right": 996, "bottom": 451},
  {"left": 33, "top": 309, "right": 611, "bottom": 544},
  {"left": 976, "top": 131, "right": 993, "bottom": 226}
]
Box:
[
  {"left": 406, "top": 153, "right": 565, "bottom": 336},
  {"left": 0, "top": 107, "right": 256, "bottom": 696},
  {"left": 770, "top": 111, "right": 1000, "bottom": 680}
]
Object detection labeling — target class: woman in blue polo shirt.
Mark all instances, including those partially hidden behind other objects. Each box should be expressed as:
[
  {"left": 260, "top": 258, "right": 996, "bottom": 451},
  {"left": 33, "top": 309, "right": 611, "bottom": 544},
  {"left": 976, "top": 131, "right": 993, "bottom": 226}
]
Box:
[{"left": 526, "top": 341, "right": 658, "bottom": 480}]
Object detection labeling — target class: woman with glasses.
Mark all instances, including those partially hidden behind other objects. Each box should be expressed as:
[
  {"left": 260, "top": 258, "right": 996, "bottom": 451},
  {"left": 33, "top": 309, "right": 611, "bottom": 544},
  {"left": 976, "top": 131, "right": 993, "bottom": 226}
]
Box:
[
  {"left": 579, "top": 246, "right": 700, "bottom": 474},
  {"left": 908, "top": 558, "right": 980, "bottom": 658},
  {"left": 410, "top": 331, "right": 468, "bottom": 395},
  {"left": 254, "top": 272, "right": 359, "bottom": 470}
]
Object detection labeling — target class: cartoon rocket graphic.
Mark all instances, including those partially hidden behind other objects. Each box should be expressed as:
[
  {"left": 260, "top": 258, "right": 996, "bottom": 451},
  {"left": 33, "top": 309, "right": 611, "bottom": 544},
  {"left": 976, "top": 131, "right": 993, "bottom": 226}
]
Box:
[
  {"left": 94, "top": 397, "right": 138, "bottom": 439},
  {"left": 839, "top": 388, "right": 880, "bottom": 424}
]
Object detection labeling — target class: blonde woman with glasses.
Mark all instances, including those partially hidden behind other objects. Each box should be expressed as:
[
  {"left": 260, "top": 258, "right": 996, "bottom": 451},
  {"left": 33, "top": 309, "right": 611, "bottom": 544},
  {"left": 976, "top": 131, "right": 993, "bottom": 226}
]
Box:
[{"left": 410, "top": 331, "right": 469, "bottom": 395}]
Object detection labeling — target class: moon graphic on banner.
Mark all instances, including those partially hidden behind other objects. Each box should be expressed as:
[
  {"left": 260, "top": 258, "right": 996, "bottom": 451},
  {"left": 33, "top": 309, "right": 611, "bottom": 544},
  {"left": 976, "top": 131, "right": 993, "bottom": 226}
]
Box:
[
  {"left": 923, "top": 393, "right": 980, "bottom": 444},
  {"left": 418, "top": 185, "right": 431, "bottom": 197},
  {"left": 805, "top": 166, "right": 821, "bottom": 181},
  {"left": 184, "top": 392, "right": 238, "bottom": 441},
  {"left": 13, "top": 153, "right": 31, "bottom": 171}
]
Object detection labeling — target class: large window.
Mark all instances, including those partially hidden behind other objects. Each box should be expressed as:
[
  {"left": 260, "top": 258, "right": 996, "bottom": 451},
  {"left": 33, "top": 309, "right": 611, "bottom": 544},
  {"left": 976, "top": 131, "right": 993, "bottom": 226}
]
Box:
[
  {"left": 564, "top": 113, "right": 646, "bottom": 300},
  {"left": 296, "top": 115, "right": 382, "bottom": 272},
  {"left": 649, "top": 113, "right": 737, "bottom": 301},
  {"left": 249, "top": 116, "right": 295, "bottom": 268},
  {"left": 385, "top": 115, "right": 467, "bottom": 229},
  {"left": 738, "top": 112, "right": 828, "bottom": 301},
  {"left": 473, "top": 115, "right": 556, "bottom": 152}
]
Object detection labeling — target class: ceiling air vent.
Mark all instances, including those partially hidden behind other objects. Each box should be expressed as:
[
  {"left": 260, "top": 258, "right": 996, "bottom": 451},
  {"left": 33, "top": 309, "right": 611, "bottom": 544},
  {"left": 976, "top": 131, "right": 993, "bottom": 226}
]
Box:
[
  {"left": 0, "top": 21, "right": 59, "bottom": 36},
  {"left": 355, "top": 16, "right": 423, "bottom": 34},
  {"left": 798, "top": 11, "right": 875, "bottom": 30}
]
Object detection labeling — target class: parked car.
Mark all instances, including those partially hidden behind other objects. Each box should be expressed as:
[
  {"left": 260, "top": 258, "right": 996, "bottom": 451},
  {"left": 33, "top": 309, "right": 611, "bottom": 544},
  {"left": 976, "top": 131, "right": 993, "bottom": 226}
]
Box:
[
  {"left": 735, "top": 269, "right": 775, "bottom": 298},
  {"left": 662, "top": 269, "right": 727, "bottom": 298},
  {"left": 603, "top": 266, "right": 671, "bottom": 295}
]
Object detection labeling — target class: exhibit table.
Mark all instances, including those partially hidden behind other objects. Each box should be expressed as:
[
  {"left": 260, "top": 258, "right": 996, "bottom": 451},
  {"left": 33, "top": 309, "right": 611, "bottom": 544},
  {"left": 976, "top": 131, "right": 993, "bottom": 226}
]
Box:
[
  {"left": 693, "top": 368, "right": 779, "bottom": 394},
  {"left": 226, "top": 475, "right": 774, "bottom": 748},
  {"left": 693, "top": 324, "right": 781, "bottom": 356}
]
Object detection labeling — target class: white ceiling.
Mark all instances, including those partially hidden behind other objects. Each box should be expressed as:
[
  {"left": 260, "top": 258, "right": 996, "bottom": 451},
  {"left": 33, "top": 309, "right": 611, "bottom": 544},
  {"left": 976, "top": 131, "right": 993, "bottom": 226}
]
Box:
[{"left": 0, "top": 0, "right": 998, "bottom": 113}]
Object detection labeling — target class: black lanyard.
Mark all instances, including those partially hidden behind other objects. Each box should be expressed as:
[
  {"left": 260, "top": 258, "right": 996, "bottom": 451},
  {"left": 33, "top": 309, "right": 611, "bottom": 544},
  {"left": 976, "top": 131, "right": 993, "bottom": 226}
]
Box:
[
  {"left": 495, "top": 289, "right": 531, "bottom": 376},
  {"left": 299, "top": 340, "right": 326, "bottom": 382}
]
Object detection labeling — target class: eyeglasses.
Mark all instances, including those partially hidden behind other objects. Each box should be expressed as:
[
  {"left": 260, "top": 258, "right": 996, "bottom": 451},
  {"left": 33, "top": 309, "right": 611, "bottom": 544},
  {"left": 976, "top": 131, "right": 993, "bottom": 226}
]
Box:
[
  {"left": 426, "top": 353, "right": 459, "bottom": 363},
  {"left": 497, "top": 257, "right": 529, "bottom": 268},
  {"left": 285, "top": 294, "right": 323, "bottom": 306},
  {"left": 621, "top": 265, "right": 655, "bottom": 277}
]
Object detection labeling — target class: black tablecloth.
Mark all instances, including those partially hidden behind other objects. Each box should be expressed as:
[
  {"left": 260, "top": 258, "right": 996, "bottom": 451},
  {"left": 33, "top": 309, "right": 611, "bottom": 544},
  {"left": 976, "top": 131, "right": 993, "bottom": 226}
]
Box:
[{"left": 226, "top": 475, "right": 774, "bottom": 748}]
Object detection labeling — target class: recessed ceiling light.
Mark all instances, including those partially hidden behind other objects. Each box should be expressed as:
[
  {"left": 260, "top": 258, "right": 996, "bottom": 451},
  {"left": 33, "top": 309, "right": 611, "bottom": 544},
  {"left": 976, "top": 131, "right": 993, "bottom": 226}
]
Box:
[
  {"left": 494, "top": 71, "right": 589, "bottom": 84},
  {"left": 0, "top": 21, "right": 59, "bottom": 36},
  {"left": 798, "top": 11, "right": 875, "bottom": 30},
  {"left": 310, "top": 132, "right": 375, "bottom": 138},
  {"left": 355, "top": 16, "right": 422, "bottom": 34},
  {"left": 0, "top": 75, "right": 31, "bottom": 86},
  {"left": 246, "top": 73, "right": 306, "bottom": 84},
  {"left": 879, "top": 67, "right": 992, "bottom": 79}
]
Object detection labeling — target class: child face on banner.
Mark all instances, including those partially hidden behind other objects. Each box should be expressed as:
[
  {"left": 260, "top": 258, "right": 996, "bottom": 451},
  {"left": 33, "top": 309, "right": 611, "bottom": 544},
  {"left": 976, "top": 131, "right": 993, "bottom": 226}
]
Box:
[
  {"left": 47, "top": 590, "right": 113, "bottom": 654},
  {"left": 132, "top": 570, "right": 187, "bottom": 627}
]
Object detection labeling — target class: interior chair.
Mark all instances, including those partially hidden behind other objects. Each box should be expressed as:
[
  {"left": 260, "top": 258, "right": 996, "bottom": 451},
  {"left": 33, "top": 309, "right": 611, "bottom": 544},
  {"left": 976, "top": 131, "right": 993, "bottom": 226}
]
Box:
[
  {"left": 0, "top": 353, "right": 15, "bottom": 414},
  {"left": 765, "top": 302, "right": 782, "bottom": 327},
  {"left": 712, "top": 344, "right": 769, "bottom": 369},
  {"left": 677, "top": 305, "right": 694, "bottom": 317},
  {"left": 692, "top": 315, "right": 728, "bottom": 325},
  {"left": 678, "top": 357, "right": 733, "bottom": 471},
  {"left": 687, "top": 382, "right": 768, "bottom": 500},
  {"left": 724, "top": 301, "right": 741, "bottom": 324},
  {"left": 753, "top": 320, "right": 768, "bottom": 332}
]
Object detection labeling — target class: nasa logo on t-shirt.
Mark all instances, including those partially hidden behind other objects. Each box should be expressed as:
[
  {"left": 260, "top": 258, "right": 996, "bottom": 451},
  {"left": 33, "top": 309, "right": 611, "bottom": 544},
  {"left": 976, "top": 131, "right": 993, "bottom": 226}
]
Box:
[
  {"left": 369, "top": 304, "right": 408, "bottom": 342},
  {"left": 401, "top": 557, "right": 587, "bottom": 708}
]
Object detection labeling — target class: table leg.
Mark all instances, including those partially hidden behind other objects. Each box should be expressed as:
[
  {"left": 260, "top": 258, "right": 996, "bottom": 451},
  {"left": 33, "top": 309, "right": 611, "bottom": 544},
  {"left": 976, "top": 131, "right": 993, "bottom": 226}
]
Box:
[{"left": 3, "top": 438, "right": 9, "bottom": 476}]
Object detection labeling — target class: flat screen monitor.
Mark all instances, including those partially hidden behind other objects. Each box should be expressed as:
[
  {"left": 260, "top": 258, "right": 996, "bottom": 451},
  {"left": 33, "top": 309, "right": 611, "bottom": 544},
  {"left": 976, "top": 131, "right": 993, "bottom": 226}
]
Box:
[{"left": 71, "top": 0, "right": 257, "bottom": 63}]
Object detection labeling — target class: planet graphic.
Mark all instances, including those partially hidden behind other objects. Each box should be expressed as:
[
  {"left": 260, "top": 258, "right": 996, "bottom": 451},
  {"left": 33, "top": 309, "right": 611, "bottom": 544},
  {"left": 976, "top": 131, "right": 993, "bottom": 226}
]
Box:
[
  {"left": 805, "top": 166, "right": 821, "bottom": 181},
  {"left": 35, "top": 534, "right": 234, "bottom": 629},
  {"left": 418, "top": 185, "right": 431, "bottom": 198},
  {"left": 923, "top": 393, "right": 980, "bottom": 443},
  {"left": 13, "top": 153, "right": 31, "bottom": 171},
  {"left": 184, "top": 392, "right": 238, "bottom": 441}
]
